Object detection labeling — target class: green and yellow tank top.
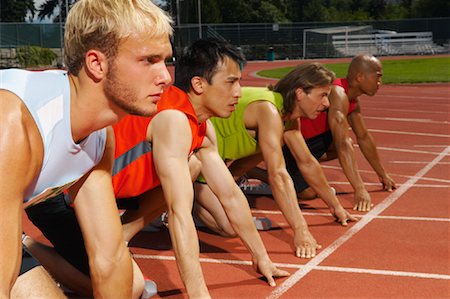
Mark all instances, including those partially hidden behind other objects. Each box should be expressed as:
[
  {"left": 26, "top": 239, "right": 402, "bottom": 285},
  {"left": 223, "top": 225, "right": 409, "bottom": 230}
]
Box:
[{"left": 210, "top": 87, "right": 283, "bottom": 160}]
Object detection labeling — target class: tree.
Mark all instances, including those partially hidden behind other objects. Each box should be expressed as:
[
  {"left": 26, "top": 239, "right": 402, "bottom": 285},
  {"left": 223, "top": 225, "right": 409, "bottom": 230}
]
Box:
[
  {"left": 37, "top": 0, "right": 76, "bottom": 23},
  {"left": 258, "top": 0, "right": 289, "bottom": 23},
  {"left": 0, "top": 0, "right": 36, "bottom": 22},
  {"left": 181, "top": 0, "right": 222, "bottom": 23},
  {"left": 410, "top": 0, "right": 450, "bottom": 18},
  {"left": 217, "top": 0, "right": 290, "bottom": 23}
]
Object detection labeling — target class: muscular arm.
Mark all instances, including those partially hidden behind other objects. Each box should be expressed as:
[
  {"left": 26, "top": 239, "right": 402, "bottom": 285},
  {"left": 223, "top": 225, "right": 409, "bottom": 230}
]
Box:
[
  {"left": 0, "top": 92, "right": 43, "bottom": 297},
  {"left": 150, "top": 110, "right": 209, "bottom": 298},
  {"left": 198, "top": 122, "right": 289, "bottom": 285},
  {"left": 69, "top": 127, "right": 133, "bottom": 298},
  {"left": 328, "top": 87, "right": 371, "bottom": 211},
  {"left": 348, "top": 108, "right": 396, "bottom": 191},
  {"left": 251, "top": 102, "right": 320, "bottom": 258},
  {"left": 284, "top": 122, "right": 356, "bottom": 226}
]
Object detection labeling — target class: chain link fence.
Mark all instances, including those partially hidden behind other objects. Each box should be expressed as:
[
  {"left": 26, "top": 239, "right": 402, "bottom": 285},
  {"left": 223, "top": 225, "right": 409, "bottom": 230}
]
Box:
[{"left": 1, "top": 17, "right": 449, "bottom": 67}]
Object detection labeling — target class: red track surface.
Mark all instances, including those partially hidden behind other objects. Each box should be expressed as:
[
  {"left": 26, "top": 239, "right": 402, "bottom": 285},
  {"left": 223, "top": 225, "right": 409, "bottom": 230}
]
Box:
[{"left": 24, "top": 56, "right": 450, "bottom": 298}]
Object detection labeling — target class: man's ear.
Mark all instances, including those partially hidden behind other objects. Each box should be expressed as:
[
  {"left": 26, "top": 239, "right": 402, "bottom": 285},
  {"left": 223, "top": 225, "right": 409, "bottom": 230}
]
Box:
[
  {"left": 190, "top": 76, "right": 204, "bottom": 95},
  {"left": 295, "top": 87, "right": 304, "bottom": 101},
  {"left": 355, "top": 71, "right": 365, "bottom": 83},
  {"left": 84, "top": 49, "right": 108, "bottom": 82}
]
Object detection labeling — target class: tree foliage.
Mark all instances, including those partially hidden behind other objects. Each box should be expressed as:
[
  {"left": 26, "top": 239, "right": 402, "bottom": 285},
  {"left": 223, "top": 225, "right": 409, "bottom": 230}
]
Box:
[
  {"left": 16, "top": 46, "right": 57, "bottom": 67},
  {"left": 37, "top": 0, "right": 76, "bottom": 23},
  {"left": 0, "top": 0, "right": 36, "bottom": 22},
  {"left": 197, "top": 0, "right": 447, "bottom": 23},
  {"left": 410, "top": 0, "right": 450, "bottom": 18},
  {"left": 6, "top": 0, "right": 446, "bottom": 24}
]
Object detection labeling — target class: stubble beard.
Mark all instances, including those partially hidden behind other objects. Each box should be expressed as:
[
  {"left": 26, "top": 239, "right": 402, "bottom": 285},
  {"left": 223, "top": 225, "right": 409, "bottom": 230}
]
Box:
[{"left": 104, "top": 61, "right": 156, "bottom": 117}]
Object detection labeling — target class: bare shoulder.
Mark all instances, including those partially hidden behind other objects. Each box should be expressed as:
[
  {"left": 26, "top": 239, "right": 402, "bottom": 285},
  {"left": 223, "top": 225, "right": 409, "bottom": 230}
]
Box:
[
  {"left": 149, "top": 109, "right": 192, "bottom": 151},
  {"left": 148, "top": 109, "right": 190, "bottom": 138},
  {"left": 329, "top": 86, "right": 350, "bottom": 114},
  {"left": 247, "top": 100, "right": 279, "bottom": 115},
  {"left": 0, "top": 90, "right": 41, "bottom": 138},
  {"left": 330, "top": 85, "right": 348, "bottom": 103},
  {"left": 0, "top": 90, "right": 44, "bottom": 192},
  {"left": 245, "top": 100, "right": 280, "bottom": 129}
]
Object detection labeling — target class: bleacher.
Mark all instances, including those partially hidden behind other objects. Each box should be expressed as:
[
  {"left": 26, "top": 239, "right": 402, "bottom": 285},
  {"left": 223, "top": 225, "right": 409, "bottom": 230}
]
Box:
[{"left": 332, "top": 31, "right": 447, "bottom": 56}]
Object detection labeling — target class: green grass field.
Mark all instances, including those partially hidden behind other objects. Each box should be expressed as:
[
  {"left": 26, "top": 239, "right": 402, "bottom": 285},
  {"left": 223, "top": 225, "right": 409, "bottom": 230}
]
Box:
[{"left": 256, "top": 57, "right": 450, "bottom": 84}]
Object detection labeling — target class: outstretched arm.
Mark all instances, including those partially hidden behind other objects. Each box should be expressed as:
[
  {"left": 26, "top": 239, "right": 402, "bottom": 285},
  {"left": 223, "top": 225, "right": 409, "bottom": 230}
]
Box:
[
  {"left": 284, "top": 121, "right": 357, "bottom": 226},
  {"left": 198, "top": 121, "right": 289, "bottom": 285},
  {"left": 253, "top": 102, "right": 321, "bottom": 258},
  {"left": 70, "top": 127, "right": 133, "bottom": 298},
  {"left": 151, "top": 110, "right": 210, "bottom": 298},
  {"left": 348, "top": 107, "right": 397, "bottom": 191},
  {"left": 328, "top": 87, "right": 372, "bottom": 211}
]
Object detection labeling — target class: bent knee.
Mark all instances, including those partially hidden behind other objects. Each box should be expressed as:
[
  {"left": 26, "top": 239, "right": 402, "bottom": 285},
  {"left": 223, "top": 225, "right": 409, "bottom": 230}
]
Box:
[
  {"left": 216, "top": 225, "right": 237, "bottom": 238},
  {"left": 132, "top": 269, "right": 145, "bottom": 299},
  {"left": 12, "top": 266, "right": 65, "bottom": 298}
]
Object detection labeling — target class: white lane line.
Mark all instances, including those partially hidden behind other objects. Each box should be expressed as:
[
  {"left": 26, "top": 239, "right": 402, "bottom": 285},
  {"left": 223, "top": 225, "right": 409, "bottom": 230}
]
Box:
[
  {"left": 251, "top": 210, "right": 450, "bottom": 222},
  {"left": 328, "top": 182, "right": 450, "bottom": 187},
  {"left": 415, "top": 145, "right": 450, "bottom": 148},
  {"left": 364, "top": 116, "right": 450, "bottom": 125},
  {"left": 377, "top": 146, "right": 450, "bottom": 154},
  {"left": 312, "top": 265, "right": 450, "bottom": 280},
  {"left": 322, "top": 165, "right": 450, "bottom": 184},
  {"left": 391, "top": 161, "right": 450, "bottom": 165},
  {"left": 374, "top": 94, "right": 449, "bottom": 101},
  {"left": 133, "top": 254, "right": 450, "bottom": 281},
  {"left": 352, "top": 144, "right": 447, "bottom": 155},
  {"left": 369, "top": 129, "right": 450, "bottom": 138},
  {"left": 366, "top": 107, "right": 449, "bottom": 115},
  {"left": 267, "top": 146, "right": 450, "bottom": 299}
]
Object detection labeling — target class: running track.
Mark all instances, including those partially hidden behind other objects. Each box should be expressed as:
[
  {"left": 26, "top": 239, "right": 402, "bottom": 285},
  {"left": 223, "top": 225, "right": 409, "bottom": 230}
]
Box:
[{"left": 25, "top": 56, "right": 450, "bottom": 298}]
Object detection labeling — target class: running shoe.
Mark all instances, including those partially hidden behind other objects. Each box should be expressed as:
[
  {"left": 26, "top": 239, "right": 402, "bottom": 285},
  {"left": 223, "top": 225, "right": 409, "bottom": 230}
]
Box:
[
  {"left": 237, "top": 175, "right": 272, "bottom": 195},
  {"left": 141, "top": 279, "right": 157, "bottom": 299},
  {"left": 253, "top": 216, "right": 272, "bottom": 231}
]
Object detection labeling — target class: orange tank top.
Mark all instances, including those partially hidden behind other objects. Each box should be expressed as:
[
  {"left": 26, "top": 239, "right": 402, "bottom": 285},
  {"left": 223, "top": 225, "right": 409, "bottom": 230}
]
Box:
[{"left": 112, "top": 85, "right": 207, "bottom": 198}]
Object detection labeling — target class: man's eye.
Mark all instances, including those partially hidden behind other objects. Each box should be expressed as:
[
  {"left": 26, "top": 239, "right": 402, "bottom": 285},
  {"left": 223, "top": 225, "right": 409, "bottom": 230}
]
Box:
[{"left": 165, "top": 57, "right": 175, "bottom": 65}]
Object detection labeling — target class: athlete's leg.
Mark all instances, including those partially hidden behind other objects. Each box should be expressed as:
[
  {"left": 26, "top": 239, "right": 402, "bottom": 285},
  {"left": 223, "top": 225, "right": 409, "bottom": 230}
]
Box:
[
  {"left": 22, "top": 236, "right": 91, "bottom": 297},
  {"left": 318, "top": 140, "right": 337, "bottom": 162},
  {"left": 282, "top": 144, "right": 315, "bottom": 198},
  {"left": 245, "top": 165, "right": 269, "bottom": 183},
  {"left": 11, "top": 247, "right": 66, "bottom": 298},
  {"left": 228, "top": 153, "right": 263, "bottom": 179},
  {"left": 12, "top": 267, "right": 66, "bottom": 298},
  {"left": 193, "top": 182, "right": 236, "bottom": 237},
  {"left": 193, "top": 154, "right": 266, "bottom": 237},
  {"left": 120, "top": 187, "right": 167, "bottom": 242},
  {"left": 284, "top": 131, "right": 334, "bottom": 199},
  {"left": 25, "top": 194, "right": 145, "bottom": 299}
]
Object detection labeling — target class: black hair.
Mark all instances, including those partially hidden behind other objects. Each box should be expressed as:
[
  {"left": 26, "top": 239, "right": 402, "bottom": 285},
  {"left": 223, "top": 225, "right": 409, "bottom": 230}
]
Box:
[{"left": 174, "top": 38, "right": 246, "bottom": 92}]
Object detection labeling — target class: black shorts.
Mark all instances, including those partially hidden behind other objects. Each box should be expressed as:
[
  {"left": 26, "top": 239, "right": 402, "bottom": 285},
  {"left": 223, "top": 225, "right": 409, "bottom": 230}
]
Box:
[
  {"left": 25, "top": 193, "right": 90, "bottom": 276},
  {"left": 20, "top": 245, "right": 40, "bottom": 275},
  {"left": 283, "top": 131, "right": 333, "bottom": 193}
]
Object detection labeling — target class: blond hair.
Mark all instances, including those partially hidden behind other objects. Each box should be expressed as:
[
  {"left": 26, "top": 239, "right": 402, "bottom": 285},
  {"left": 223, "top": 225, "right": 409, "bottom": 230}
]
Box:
[{"left": 64, "top": 0, "right": 173, "bottom": 75}]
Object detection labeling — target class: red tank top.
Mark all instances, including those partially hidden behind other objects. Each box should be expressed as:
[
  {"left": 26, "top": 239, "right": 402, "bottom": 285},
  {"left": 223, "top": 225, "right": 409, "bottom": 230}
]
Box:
[
  {"left": 112, "top": 85, "right": 207, "bottom": 198},
  {"left": 300, "top": 78, "right": 357, "bottom": 140}
]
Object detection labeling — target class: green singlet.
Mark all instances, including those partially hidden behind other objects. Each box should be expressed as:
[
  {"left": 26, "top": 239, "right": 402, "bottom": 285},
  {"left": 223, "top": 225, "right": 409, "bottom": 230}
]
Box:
[{"left": 211, "top": 87, "right": 284, "bottom": 160}]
